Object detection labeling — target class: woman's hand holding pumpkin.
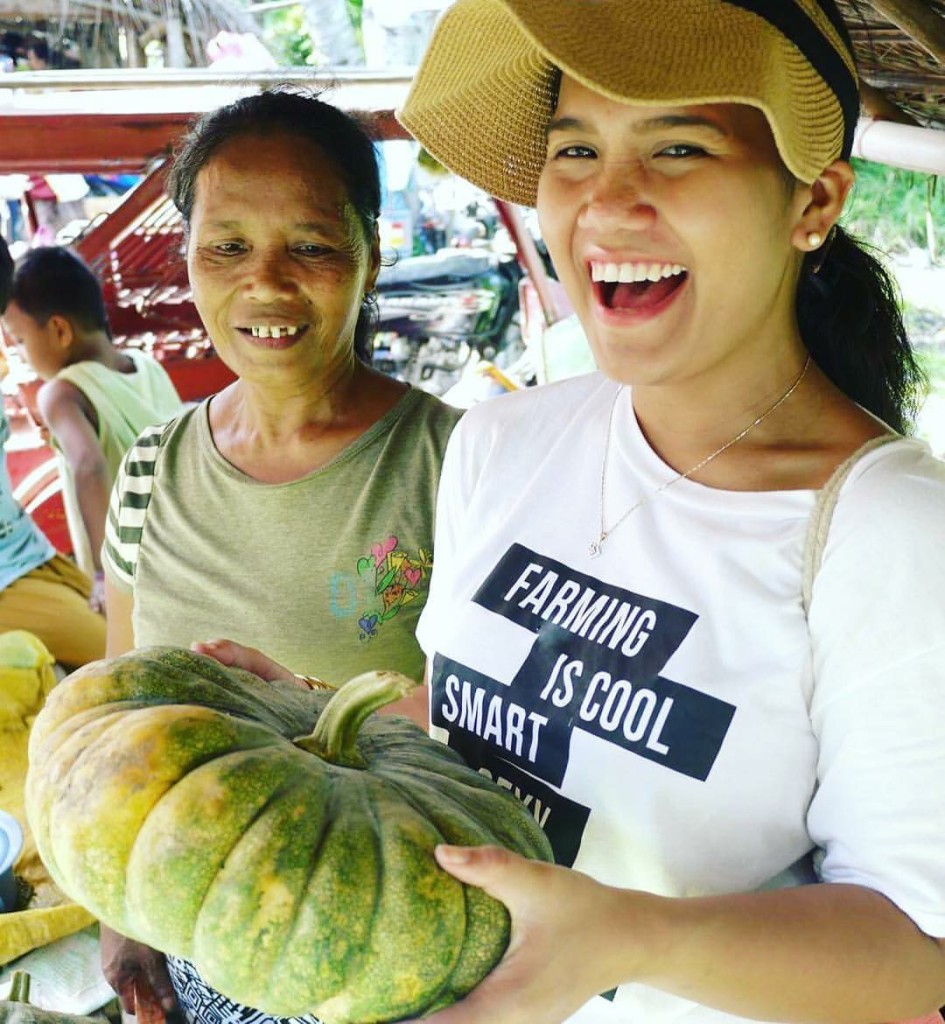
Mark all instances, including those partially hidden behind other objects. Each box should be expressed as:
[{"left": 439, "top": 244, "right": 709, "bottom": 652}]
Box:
[
  {"left": 417, "top": 845, "right": 652, "bottom": 1024},
  {"left": 424, "top": 847, "right": 945, "bottom": 1022},
  {"left": 190, "top": 639, "right": 300, "bottom": 685},
  {"left": 100, "top": 924, "right": 178, "bottom": 1016},
  {"left": 192, "top": 638, "right": 429, "bottom": 720}
]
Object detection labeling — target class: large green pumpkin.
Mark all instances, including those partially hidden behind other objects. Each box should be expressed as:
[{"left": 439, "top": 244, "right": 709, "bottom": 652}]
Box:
[{"left": 25, "top": 647, "right": 552, "bottom": 1023}]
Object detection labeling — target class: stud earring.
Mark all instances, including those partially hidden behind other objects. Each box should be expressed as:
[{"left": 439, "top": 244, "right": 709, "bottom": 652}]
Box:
[
  {"left": 808, "top": 226, "right": 837, "bottom": 276},
  {"left": 807, "top": 231, "right": 823, "bottom": 249}
]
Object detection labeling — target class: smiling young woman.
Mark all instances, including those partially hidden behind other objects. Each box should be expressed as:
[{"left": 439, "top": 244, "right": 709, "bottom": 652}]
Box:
[
  {"left": 536, "top": 86, "right": 824, "bottom": 407},
  {"left": 391, "top": 2, "right": 945, "bottom": 1023}
]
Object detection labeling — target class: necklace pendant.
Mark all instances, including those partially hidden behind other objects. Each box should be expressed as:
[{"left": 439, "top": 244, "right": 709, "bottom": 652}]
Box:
[{"left": 589, "top": 539, "right": 603, "bottom": 558}]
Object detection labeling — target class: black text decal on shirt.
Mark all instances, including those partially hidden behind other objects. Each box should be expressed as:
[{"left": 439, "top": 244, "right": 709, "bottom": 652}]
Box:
[{"left": 431, "top": 543, "right": 736, "bottom": 798}]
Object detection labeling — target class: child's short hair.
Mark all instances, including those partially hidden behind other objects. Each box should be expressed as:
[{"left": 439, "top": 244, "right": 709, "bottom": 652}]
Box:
[{"left": 10, "top": 246, "right": 111, "bottom": 337}]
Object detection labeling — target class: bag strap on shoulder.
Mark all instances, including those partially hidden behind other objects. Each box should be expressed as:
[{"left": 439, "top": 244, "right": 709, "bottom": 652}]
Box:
[{"left": 801, "top": 434, "right": 899, "bottom": 615}]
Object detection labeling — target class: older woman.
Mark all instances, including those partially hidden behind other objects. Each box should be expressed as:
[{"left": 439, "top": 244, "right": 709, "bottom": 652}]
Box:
[{"left": 100, "top": 88, "right": 461, "bottom": 1021}]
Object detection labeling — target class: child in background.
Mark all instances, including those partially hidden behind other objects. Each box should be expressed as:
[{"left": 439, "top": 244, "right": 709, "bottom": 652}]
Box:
[
  {"left": 3, "top": 246, "right": 182, "bottom": 612},
  {"left": 0, "top": 238, "right": 105, "bottom": 667}
]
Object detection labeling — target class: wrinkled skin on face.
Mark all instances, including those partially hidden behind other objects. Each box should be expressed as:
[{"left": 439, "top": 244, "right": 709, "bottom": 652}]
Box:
[{"left": 185, "top": 131, "right": 380, "bottom": 394}]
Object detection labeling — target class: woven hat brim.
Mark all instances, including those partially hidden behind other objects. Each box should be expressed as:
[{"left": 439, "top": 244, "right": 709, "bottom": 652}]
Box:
[{"left": 398, "top": 0, "right": 855, "bottom": 206}]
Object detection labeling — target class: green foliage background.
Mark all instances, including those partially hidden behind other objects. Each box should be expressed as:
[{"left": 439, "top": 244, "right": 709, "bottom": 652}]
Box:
[
  {"left": 839, "top": 161, "right": 945, "bottom": 425},
  {"left": 258, "top": 0, "right": 363, "bottom": 68},
  {"left": 842, "top": 159, "right": 944, "bottom": 258},
  {"left": 261, "top": 6, "right": 316, "bottom": 66}
]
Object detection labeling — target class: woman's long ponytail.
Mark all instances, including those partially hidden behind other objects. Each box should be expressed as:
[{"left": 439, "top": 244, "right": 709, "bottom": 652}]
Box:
[{"left": 797, "top": 227, "right": 928, "bottom": 435}]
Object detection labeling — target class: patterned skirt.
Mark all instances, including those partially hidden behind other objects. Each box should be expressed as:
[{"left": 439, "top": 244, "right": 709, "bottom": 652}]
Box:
[{"left": 167, "top": 955, "right": 324, "bottom": 1024}]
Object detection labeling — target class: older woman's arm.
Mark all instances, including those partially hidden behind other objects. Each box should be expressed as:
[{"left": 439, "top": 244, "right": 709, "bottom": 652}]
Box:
[
  {"left": 101, "top": 577, "right": 179, "bottom": 1017},
  {"left": 104, "top": 578, "right": 134, "bottom": 658},
  {"left": 191, "top": 639, "right": 431, "bottom": 727}
]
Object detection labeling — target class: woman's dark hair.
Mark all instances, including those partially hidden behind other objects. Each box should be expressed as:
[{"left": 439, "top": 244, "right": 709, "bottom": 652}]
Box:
[
  {"left": 792, "top": 2, "right": 926, "bottom": 435},
  {"left": 798, "top": 228, "right": 927, "bottom": 435},
  {"left": 168, "top": 87, "right": 382, "bottom": 362},
  {"left": 10, "top": 246, "right": 111, "bottom": 337},
  {"left": 0, "top": 237, "right": 12, "bottom": 313}
]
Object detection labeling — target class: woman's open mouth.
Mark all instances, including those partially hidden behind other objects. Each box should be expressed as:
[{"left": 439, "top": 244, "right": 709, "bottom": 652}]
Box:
[{"left": 591, "top": 261, "right": 688, "bottom": 313}]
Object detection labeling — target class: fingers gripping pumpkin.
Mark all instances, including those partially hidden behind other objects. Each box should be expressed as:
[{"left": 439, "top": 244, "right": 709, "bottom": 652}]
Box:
[{"left": 25, "top": 647, "right": 553, "bottom": 1023}]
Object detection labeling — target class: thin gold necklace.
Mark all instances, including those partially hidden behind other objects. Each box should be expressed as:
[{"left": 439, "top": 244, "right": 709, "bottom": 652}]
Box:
[{"left": 589, "top": 355, "right": 812, "bottom": 558}]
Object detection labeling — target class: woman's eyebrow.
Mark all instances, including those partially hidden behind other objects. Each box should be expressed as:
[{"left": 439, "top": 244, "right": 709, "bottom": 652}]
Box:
[
  {"left": 201, "top": 220, "right": 329, "bottom": 231},
  {"left": 633, "top": 114, "right": 730, "bottom": 136},
  {"left": 545, "top": 116, "right": 587, "bottom": 139},
  {"left": 546, "top": 113, "right": 729, "bottom": 138}
]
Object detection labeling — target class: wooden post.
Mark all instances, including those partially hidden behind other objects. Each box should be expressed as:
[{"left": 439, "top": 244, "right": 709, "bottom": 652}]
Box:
[
  {"left": 868, "top": 0, "right": 945, "bottom": 64},
  {"left": 165, "top": 10, "right": 188, "bottom": 67},
  {"left": 125, "top": 28, "right": 142, "bottom": 69},
  {"left": 494, "top": 201, "right": 572, "bottom": 327},
  {"left": 859, "top": 82, "right": 920, "bottom": 127}
]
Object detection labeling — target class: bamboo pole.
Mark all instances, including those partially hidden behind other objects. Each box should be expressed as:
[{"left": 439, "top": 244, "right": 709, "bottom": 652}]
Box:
[
  {"left": 867, "top": 0, "right": 945, "bottom": 65},
  {"left": 854, "top": 116, "right": 945, "bottom": 174}
]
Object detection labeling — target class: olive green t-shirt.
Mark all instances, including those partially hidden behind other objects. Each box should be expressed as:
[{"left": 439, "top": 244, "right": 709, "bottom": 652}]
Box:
[{"left": 103, "top": 388, "right": 462, "bottom": 685}]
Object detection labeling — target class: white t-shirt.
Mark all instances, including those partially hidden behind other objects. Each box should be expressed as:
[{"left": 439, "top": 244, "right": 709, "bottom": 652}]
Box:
[{"left": 416, "top": 372, "right": 945, "bottom": 1024}]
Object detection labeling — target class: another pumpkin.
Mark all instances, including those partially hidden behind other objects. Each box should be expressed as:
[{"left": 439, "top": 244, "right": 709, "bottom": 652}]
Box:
[{"left": 25, "top": 647, "right": 552, "bottom": 1024}]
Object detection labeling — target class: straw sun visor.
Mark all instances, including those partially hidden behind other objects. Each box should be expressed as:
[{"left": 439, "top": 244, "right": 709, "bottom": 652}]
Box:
[{"left": 398, "top": 0, "right": 857, "bottom": 207}]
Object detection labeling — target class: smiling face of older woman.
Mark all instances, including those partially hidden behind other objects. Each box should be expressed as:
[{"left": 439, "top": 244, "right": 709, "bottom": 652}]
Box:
[{"left": 186, "top": 129, "right": 380, "bottom": 393}]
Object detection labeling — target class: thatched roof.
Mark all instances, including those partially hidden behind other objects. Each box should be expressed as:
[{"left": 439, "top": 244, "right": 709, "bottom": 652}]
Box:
[
  {"left": 840, "top": 0, "right": 945, "bottom": 129},
  {"left": 0, "top": 0, "right": 253, "bottom": 30},
  {"left": 3, "top": 0, "right": 252, "bottom": 24},
  {"left": 0, "top": 0, "right": 257, "bottom": 67}
]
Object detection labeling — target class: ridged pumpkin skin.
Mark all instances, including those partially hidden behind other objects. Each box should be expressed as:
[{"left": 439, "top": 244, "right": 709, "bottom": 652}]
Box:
[{"left": 25, "top": 647, "right": 553, "bottom": 1023}]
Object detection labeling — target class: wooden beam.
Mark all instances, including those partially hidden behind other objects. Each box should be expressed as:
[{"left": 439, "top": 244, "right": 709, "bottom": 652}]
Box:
[
  {"left": 868, "top": 0, "right": 945, "bottom": 65},
  {"left": 864, "top": 70, "right": 945, "bottom": 92},
  {"left": 860, "top": 82, "right": 921, "bottom": 126},
  {"left": 0, "top": 106, "right": 410, "bottom": 175},
  {"left": 0, "top": 112, "right": 192, "bottom": 174}
]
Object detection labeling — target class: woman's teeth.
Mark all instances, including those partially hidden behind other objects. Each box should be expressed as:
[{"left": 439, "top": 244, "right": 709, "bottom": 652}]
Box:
[
  {"left": 249, "top": 325, "right": 300, "bottom": 339},
  {"left": 590, "top": 262, "right": 686, "bottom": 283}
]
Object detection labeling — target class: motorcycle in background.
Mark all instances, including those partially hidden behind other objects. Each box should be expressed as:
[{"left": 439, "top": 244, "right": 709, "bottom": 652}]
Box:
[{"left": 371, "top": 245, "right": 523, "bottom": 396}]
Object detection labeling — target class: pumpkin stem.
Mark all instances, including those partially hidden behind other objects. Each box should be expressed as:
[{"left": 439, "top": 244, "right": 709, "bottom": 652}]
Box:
[
  {"left": 294, "top": 670, "right": 418, "bottom": 767},
  {"left": 10, "top": 971, "right": 31, "bottom": 1003}
]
